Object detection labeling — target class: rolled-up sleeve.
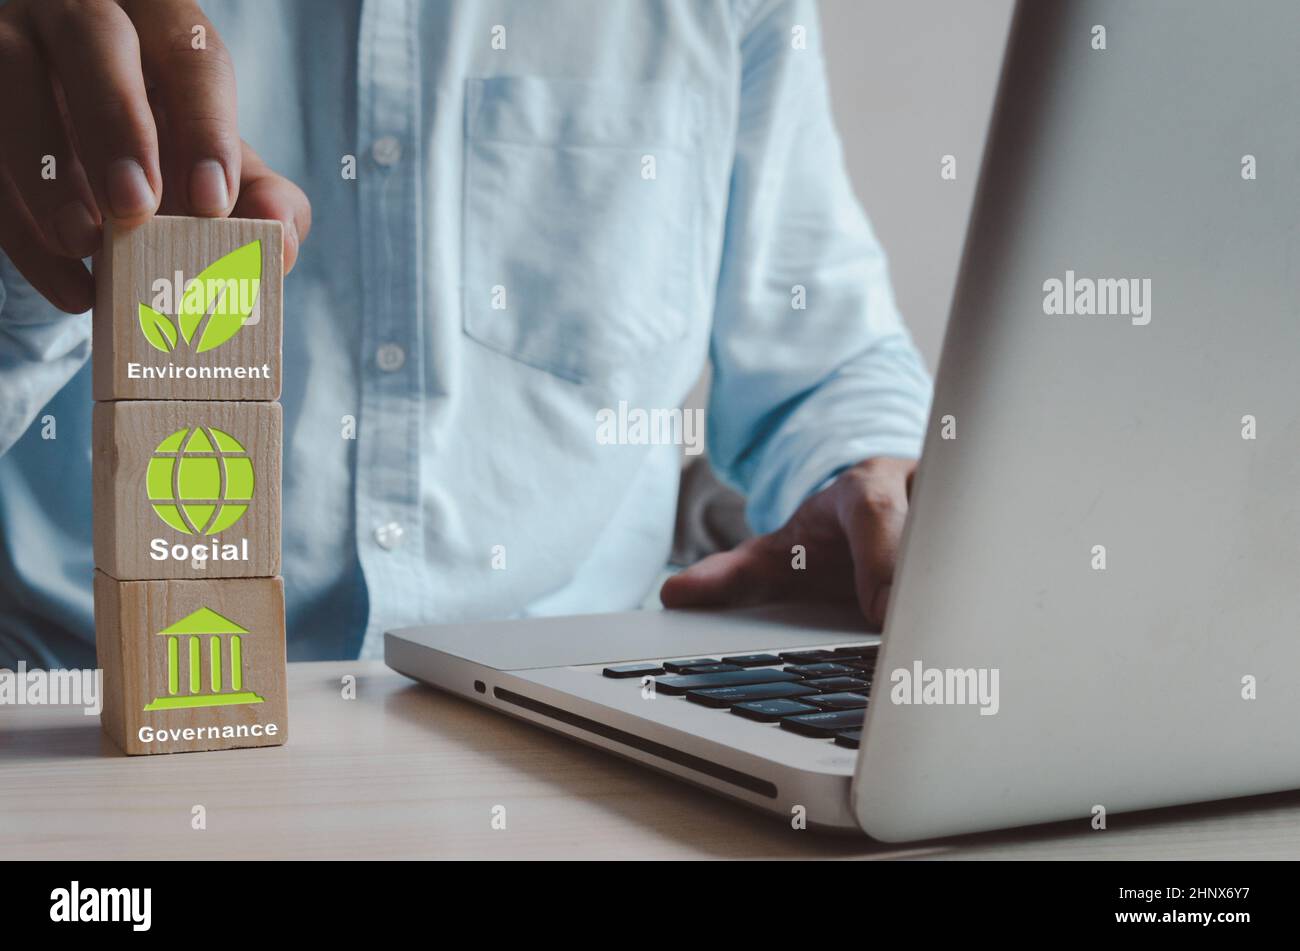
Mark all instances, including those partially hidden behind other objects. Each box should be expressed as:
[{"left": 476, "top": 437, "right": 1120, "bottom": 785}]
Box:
[
  {"left": 709, "top": 0, "right": 932, "bottom": 534},
  {"left": 0, "top": 258, "right": 92, "bottom": 457}
]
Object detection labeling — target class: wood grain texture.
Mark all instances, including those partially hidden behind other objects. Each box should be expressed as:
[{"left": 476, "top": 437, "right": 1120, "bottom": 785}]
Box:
[
  {"left": 93, "top": 400, "right": 281, "bottom": 579},
  {"left": 93, "top": 216, "right": 282, "bottom": 401},
  {"left": 4, "top": 661, "right": 1298, "bottom": 859},
  {"left": 94, "top": 572, "right": 287, "bottom": 755}
]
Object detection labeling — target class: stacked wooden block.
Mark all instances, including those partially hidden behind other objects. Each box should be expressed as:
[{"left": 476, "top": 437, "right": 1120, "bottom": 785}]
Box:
[{"left": 92, "top": 217, "right": 288, "bottom": 755}]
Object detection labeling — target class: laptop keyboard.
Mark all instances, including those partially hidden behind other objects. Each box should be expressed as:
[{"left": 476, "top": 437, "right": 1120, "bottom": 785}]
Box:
[{"left": 603, "top": 645, "right": 876, "bottom": 749}]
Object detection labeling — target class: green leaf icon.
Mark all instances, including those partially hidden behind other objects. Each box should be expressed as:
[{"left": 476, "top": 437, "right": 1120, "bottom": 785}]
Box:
[
  {"left": 139, "top": 303, "right": 178, "bottom": 353},
  {"left": 175, "top": 239, "right": 263, "bottom": 353}
]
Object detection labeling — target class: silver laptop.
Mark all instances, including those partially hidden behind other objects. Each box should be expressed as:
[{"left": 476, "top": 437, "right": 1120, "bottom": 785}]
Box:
[{"left": 386, "top": 0, "right": 1300, "bottom": 840}]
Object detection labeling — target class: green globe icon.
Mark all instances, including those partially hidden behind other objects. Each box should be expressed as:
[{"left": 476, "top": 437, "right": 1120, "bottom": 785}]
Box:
[{"left": 147, "top": 426, "right": 255, "bottom": 536}]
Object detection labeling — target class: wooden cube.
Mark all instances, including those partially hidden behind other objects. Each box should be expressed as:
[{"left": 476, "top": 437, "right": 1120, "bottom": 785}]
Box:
[
  {"left": 93, "top": 216, "right": 282, "bottom": 401},
  {"left": 95, "top": 572, "right": 287, "bottom": 755},
  {"left": 93, "top": 400, "right": 281, "bottom": 580}
]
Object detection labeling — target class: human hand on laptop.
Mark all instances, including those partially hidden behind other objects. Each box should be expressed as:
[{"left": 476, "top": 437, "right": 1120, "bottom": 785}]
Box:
[
  {"left": 0, "top": 0, "right": 311, "bottom": 313},
  {"left": 660, "top": 456, "right": 916, "bottom": 630}
]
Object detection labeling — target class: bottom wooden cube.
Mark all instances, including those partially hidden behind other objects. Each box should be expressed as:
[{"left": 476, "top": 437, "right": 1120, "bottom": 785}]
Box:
[{"left": 95, "top": 571, "right": 287, "bottom": 755}]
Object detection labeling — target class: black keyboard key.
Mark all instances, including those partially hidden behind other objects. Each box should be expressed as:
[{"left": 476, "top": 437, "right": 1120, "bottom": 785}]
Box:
[
  {"left": 685, "top": 681, "right": 817, "bottom": 709},
  {"left": 804, "top": 676, "right": 870, "bottom": 692},
  {"left": 832, "top": 645, "right": 877, "bottom": 658},
  {"left": 778, "top": 650, "right": 838, "bottom": 665},
  {"left": 839, "top": 658, "right": 875, "bottom": 671},
  {"left": 652, "top": 668, "right": 800, "bottom": 696},
  {"left": 731, "top": 699, "right": 820, "bottom": 722},
  {"left": 603, "top": 662, "right": 665, "bottom": 679},
  {"left": 720, "top": 653, "right": 783, "bottom": 668},
  {"left": 834, "top": 729, "right": 863, "bottom": 749},
  {"left": 780, "top": 709, "right": 867, "bottom": 737},
  {"left": 804, "top": 692, "right": 869, "bottom": 711},
  {"left": 785, "top": 662, "right": 858, "bottom": 678},
  {"left": 662, "top": 658, "right": 723, "bottom": 673},
  {"left": 664, "top": 663, "right": 741, "bottom": 675}
]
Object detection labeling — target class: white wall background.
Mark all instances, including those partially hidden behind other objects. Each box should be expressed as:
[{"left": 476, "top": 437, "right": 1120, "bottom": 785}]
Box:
[{"left": 819, "top": 0, "right": 1015, "bottom": 368}]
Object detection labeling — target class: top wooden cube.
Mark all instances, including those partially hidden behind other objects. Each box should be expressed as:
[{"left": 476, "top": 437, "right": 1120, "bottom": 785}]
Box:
[{"left": 93, "top": 216, "right": 282, "bottom": 401}]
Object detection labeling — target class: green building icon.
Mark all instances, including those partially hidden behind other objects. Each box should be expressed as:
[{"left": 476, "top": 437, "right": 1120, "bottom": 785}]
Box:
[{"left": 144, "top": 607, "right": 265, "bottom": 711}]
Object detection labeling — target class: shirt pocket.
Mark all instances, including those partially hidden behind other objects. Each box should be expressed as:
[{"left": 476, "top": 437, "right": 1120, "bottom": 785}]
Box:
[{"left": 462, "top": 77, "right": 700, "bottom": 384}]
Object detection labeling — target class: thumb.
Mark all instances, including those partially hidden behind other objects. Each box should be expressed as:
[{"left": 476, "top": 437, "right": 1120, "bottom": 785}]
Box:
[{"left": 660, "top": 538, "right": 777, "bottom": 609}]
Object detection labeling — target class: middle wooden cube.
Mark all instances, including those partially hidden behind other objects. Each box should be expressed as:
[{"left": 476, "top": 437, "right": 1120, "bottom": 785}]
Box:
[{"left": 93, "top": 400, "right": 281, "bottom": 580}]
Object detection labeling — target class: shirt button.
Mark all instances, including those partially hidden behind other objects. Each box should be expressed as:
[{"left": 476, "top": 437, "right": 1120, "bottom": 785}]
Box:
[
  {"left": 374, "top": 522, "right": 405, "bottom": 551},
  {"left": 376, "top": 343, "right": 406, "bottom": 372},
  {"left": 371, "top": 135, "right": 402, "bottom": 167}
]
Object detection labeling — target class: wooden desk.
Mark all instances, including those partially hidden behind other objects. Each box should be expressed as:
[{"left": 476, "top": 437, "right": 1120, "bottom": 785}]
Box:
[{"left": 4, "top": 661, "right": 1298, "bottom": 859}]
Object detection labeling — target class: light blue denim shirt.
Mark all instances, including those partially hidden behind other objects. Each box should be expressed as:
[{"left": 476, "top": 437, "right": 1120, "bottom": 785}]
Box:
[{"left": 0, "top": 0, "right": 931, "bottom": 667}]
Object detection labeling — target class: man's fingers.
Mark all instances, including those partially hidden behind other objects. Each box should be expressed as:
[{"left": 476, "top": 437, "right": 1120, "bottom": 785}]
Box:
[
  {"left": 0, "top": 168, "right": 94, "bottom": 312},
  {"left": 123, "top": 0, "right": 239, "bottom": 216},
  {"left": 659, "top": 539, "right": 777, "bottom": 609},
  {"left": 28, "top": 0, "right": 160, "bottom": 227},
  {"left": 837, "top": 466, "right": 910, "bottom": 629},
  {"left": 664, "top": 461, "right": 917, "bottom": 625},
  {"left": 0, "top": 17, "right": 101, "bottom": 258},
  {"left": 230, "top": 142, "right": 311, "bottom": 273}
]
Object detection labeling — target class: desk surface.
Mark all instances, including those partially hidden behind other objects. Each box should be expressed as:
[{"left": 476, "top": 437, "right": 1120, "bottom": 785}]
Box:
[{"left": 4, "top": 661, "right": 1299, "bottom": 860}]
